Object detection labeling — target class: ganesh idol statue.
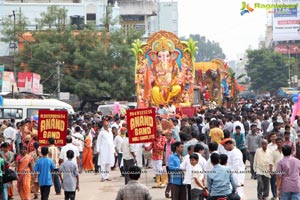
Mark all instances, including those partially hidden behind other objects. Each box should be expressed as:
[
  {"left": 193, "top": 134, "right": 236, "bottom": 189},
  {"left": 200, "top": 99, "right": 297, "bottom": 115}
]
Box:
[
  {"left": 133, "top": 30, "right": 194, "bottom": 108},
  {"left": 148, "top": 37, "right": 182, "bottom": 105}
]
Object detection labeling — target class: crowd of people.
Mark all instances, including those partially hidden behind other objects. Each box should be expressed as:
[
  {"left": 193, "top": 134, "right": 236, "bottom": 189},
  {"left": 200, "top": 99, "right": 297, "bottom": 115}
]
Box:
[{"left": 0, "top": 97, "right": 300, "bottom": 200}]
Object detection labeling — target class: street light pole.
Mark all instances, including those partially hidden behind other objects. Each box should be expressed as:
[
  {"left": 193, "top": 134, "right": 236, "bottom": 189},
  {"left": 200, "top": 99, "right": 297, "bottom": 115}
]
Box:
[
  {"left": 8, "top": 10, "right": 17, "bottom": 97},
  {"left": 295, "top": 47, "right": 299, "bottom": 87},
  {"left": 57, "top": 62, "right": 60, "bottom": 99},
  {"left": 288, "top": 45, "right": 291, "bottom": 87}
]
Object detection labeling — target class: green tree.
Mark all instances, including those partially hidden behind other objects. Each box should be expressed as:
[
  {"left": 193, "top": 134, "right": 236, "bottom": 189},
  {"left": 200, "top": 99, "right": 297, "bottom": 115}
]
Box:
[
  {"left": 246, "top": 48, "right": 291, "bottom": 93},
  {"left": 181, "top": 34, "right": 225, "bottom": 61},
  {"left": 35, "top": 5, "right": 68, "bottom": 31},
  {"left": 1, "top": 9, "right": 28, "bottom": 43},
  {"left": 17, "top": 27, "right": 142, "bottom": 110},
  {"left": 13, "top": 5, "right": 143, "bottom": 110}
]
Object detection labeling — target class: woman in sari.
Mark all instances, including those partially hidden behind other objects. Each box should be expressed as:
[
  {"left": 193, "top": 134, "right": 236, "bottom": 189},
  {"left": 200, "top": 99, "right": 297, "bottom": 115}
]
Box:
[
  {"left": 29, "top": 142, "right": 41, "bottom": 199},
  {"left": 82, "top": 130, "right": 94, "bottom": 172},
  {"left": 16, "top": 146, "right": 33, "bottom": 200}
]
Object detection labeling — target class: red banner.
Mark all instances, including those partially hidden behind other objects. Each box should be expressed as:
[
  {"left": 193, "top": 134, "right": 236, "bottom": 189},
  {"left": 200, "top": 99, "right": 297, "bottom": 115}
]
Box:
[
  {"left": 18, "top": 72, "right": 33, "bottom": 92},
  {"left": 126, "top": 108, "right": 156, "bottom": 144},
  {"left": 274, "top": 44, "right": 300, "bottom": 55},
  {"left": 18, "top": 72, "right": 41, "bottom": 94},
  {"left": 38, "top": 110, "right": 68, "bottom": 146}
]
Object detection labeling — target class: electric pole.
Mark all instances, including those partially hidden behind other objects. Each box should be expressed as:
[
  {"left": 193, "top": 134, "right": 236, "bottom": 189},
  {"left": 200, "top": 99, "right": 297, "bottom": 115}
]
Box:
[
  {"left": 9, "top": 10, "right": 17, "bottom": 98},
  {"left": 55, "top": 61, "right": 63, "bottom": 100}
]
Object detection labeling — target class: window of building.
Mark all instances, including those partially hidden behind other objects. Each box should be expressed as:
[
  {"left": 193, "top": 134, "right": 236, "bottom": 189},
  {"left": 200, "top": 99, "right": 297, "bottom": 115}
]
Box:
[{"left": 87, "top": 13, "right": 96, "bottom": 21}]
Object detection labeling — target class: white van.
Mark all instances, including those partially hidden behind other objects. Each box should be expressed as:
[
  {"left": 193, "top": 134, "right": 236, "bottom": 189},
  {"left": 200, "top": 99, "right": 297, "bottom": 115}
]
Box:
[
  {"left": 0, "top": 98, "right": 75, "bottom": 122},
  {"left": 97, "top": 104, "right": 129, "bottom": 116}
]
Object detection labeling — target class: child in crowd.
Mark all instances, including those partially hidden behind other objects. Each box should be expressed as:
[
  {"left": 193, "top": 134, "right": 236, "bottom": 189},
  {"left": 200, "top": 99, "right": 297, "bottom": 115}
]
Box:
[
  {"left": 33, "top": 146, "right": 55, "bottom": 200},
  {"left": 190, "top": 153, "right": 207, "bottom": 200},
  {"left": 59, "top": 150, "right": 80, "bottom": 200}
]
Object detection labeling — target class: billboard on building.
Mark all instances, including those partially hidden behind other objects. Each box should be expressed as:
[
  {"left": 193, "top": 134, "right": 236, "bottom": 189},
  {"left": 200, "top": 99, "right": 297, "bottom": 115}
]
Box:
[
  {"left": 272, "top": 0, "right": 300, "bottom": 41},
  {"left": 32, "top": 73, "right": 40, "bottom": 94},
  {"left": 18, "top": 72, "right": 41, "bottom": 94},
  {"left": 2, "top": 71, "right": 17, "bottom": 93},
  {"left": 274, "top": 44, "right": 300, "bottom": 54},
  {"left": 18, "top": 72, "right": 33, "bottom": 92}
]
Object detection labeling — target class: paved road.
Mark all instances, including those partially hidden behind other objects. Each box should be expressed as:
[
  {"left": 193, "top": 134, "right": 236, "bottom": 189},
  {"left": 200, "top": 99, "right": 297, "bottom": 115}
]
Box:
[{"left": 11, "top": 164, "right": 262, "bottom": 200}]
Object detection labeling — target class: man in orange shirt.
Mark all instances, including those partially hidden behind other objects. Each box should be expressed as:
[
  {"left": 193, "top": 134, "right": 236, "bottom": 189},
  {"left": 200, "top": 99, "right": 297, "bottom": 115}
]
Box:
[
  {"left": 209, "top": 120, "right": 224, "bottom": 144},
  {"left": 144, "top": 126, "right": 167, "bottom": 188}
]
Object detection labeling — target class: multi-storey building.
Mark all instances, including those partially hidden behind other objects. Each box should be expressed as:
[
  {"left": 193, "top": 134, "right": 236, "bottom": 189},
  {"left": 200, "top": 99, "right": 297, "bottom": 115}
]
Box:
[
  {"left": 0, "top": 0, "right": 108, "bottom": 57},
  {"left": 148, "top": 0, "right": 178, "bottom": 36}
]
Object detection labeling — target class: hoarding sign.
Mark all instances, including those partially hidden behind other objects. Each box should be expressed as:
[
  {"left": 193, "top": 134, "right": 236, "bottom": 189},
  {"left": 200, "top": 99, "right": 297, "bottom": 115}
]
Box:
[
  {"left": 18, "top": 72, "right": 33, "bottom": 92},
  {"left": 272, "top": 0, "right": 300, "bottom": 41}
]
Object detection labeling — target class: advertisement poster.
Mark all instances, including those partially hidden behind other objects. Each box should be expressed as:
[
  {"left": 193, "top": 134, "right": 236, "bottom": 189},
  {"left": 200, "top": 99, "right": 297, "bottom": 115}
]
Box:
[
  {"left": 2, "top": 71, "right": 17, "bottom": 93},
  {"left": 126, "top": 108, "right": 156, "bottom": 144},
  {"left": 32, "top": 73, "right": 41, "bottom": 94},
  {"left": 18, "top": 72, "right": 41, "bottom": 94},
  {"left": 17, "top": 72, "right": 33, "bottom": 92},
  {"left": 38, "top": 110, "right": 68, "bottom": 146},
  {"left": 272, "top": 0, "right": 300, "bottom": 41}
]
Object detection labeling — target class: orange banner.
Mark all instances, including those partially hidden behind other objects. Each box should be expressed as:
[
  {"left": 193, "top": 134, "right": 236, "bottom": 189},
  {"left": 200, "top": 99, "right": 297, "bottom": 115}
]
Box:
[
  {"left": 126, "top": 108, "right": 156, "bottom": 144},
  {"left": 38, "top": 110, "right": 68, "bottom": 146}
]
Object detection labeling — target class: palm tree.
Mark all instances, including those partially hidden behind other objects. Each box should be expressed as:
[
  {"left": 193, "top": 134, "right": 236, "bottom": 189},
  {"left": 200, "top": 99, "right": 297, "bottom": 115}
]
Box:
[
  {"left": 181, "top": 38, "right": 198, "bottom": 75},
  {"left": 131, "top": 39, "right": 146, "bottom": 75}
]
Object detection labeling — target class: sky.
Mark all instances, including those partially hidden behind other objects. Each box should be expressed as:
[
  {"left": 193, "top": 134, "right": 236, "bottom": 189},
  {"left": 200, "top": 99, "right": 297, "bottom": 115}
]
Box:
[{"left": 177, "top": 0, "right": 269, "bottom": 60}]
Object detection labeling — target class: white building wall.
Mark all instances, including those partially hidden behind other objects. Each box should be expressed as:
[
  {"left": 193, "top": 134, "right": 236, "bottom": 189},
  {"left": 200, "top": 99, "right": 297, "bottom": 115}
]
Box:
[
  {"left": 0, "top": 0, "right": 107, "bottom": 56},
  {"left": 149, "top": 0, "right": 178, "bottom": 36}
]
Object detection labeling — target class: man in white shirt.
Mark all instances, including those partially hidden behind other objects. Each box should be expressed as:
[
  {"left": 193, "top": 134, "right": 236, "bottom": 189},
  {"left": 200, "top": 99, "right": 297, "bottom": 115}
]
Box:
[
  {"left": 96, "top": 121, "right": 115, "bottom": 182},
  {"left": 121, "top": 132, "right": 136, "bottom": 184},
  {"left": 204, "top": 142, "right": 219, "bottom": 172},
  {"left": 171, "top": 119, "right": 181, "bottom": 142},
  {"left": 193, "top": 144, "right": 207, "bottom": 170},
  {"left": 111, "top": 118, "right": 121, "bottom": 132},
  {"left": 3, "top": 123, "right": 16, "bottom": 152},
  {"left": 267, "top": 132, "right": 277, "bottom": 152},
  {"left": 223, "top": 138, "right": 245, "bottom": 199},
  {"left": 114, "top": 127, "right": 126, "bottom": 176},
  {"left": 180, "top": 145, "right": 194, "bottom": 200},
  {"left": 270, "top": 137, "right": 284, "bottom": 200},
  {"left": 59, "top": 136, "right": 80, "bottom": 170},
  {"left": 254, "top": 139, "right": 272, "bottom": 200},
  {"left": 72, "top": 126, "right": 84, "bottom": 173},
  {"left": 233, "top": 116, "right": 245, "bottom": 134},
  {"left": 166, "top": 101, "right": 176, "bottom": 115},
  {"left": 189, "top": 153, "right": 206, "bottom": 200},
  {"left": 266, "top": 117, "right": 277, "bottom": 133},
  {"left": 223, "top": 115, "right": 234, "bottom": 134}
]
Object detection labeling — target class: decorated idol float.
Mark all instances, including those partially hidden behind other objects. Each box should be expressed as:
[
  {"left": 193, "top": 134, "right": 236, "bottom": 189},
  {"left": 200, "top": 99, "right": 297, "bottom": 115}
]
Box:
[
  {"left": 132, "top": 30, "right": 244, "bottom": 112},
  {"left": 132, "top": 30, "right": 195, "bottom": 109}
]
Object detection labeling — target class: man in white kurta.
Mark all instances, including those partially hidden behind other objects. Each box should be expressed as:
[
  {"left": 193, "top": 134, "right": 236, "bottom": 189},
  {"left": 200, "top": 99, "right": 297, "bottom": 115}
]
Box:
[
  {"left": 97, "top": 121, "right": 115, "bottom": 181},
  {"left": 223, "top": 138, "right": 245, "bottom": 199},
  {"left": 3, "top": 125, "right": 16, "bottom": 152}
]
